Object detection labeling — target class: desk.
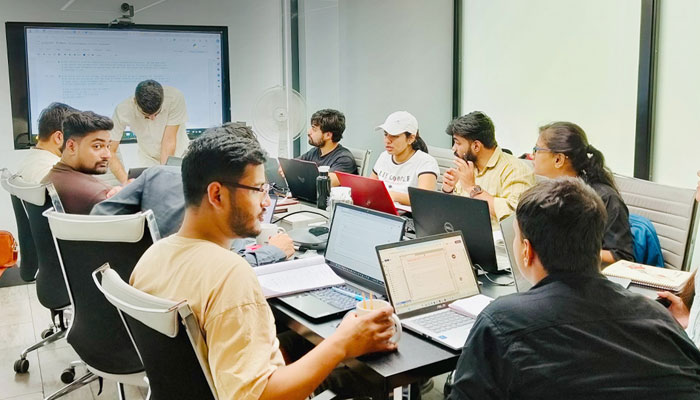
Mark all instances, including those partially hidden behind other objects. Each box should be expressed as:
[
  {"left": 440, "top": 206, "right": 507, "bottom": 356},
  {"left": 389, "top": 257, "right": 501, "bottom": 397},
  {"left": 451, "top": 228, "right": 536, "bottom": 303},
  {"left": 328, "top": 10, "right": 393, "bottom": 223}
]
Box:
[{"left": 270, "top": 275, "right": 517, "bottom": 400}]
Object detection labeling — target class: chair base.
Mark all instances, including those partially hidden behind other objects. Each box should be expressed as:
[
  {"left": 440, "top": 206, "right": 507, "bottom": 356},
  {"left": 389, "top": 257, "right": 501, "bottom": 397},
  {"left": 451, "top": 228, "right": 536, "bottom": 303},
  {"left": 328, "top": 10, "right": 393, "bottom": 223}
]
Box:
[{"left": 44, "top": 371, "right": 97, "bottom": 400}]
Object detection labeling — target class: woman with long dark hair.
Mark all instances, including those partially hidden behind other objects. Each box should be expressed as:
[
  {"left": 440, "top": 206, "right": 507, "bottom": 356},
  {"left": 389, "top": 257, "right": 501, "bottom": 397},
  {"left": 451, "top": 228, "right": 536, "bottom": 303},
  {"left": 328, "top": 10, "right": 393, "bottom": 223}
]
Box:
[
  {"left": 371, "top": 111, "right": 438, "bottom": 205},
  {"left": 532, "top": 121, "right": 634, "bottom": 264}
]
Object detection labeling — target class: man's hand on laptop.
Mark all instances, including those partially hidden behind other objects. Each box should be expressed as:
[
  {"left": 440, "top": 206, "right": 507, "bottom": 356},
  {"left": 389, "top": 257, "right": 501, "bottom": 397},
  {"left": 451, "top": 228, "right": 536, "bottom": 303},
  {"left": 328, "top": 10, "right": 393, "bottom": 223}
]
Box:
[
  {"left": 330, "top": 306, "right": 398, "bottom": 359},
  {"left": 268, "top": 233, "right": 295, "bottom": 259}
]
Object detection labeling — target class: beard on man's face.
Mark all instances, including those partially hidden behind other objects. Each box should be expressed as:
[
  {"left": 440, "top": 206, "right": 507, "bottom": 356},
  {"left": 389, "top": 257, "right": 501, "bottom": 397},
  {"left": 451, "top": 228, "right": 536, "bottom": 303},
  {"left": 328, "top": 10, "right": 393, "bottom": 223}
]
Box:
[
  {"left": 454, "top": 149, "right": 477, "bottom": 163},
  {"left": 228, "top": 198, "right": 263, "bottom": 238},
  {"left": 77, "top": 159, "right": 109, "bottom": 175}
]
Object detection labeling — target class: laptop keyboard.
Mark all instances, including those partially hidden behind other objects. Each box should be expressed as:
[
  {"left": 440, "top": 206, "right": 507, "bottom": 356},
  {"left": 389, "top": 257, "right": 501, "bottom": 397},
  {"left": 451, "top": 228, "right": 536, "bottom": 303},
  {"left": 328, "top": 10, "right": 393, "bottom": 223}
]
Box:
[
  {"left": 413, "top": 310, "right": 474, "bottom": 334},
  {"left": 310, "top": 285, "right": 363, "bottom": 311}
]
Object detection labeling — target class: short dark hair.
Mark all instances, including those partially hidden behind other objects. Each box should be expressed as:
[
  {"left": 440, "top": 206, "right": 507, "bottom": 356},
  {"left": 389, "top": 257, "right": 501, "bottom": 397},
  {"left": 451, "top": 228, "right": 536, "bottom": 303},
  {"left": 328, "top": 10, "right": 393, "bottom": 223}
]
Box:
[
  {"left": 203, "top": 122, "right": 259, "bottom": 143},
  {"left": 445, "top": 111, "right": 497, "bottom": 149},
  {"left": 181, "top": 129, "right": 267, "bottom": 207},
  {"left": 37, "top": 102, "right": 78, "bottom": 141},
  {"left": 134, "top": 80, "right": 164, "bottom": 115},
  {"left": 62, "top": 111, "right": 114, "bottom": 150},
  {"left": 310, "top": 109, "right": 346, "bottom": 142},
  {"left": 516, "top": 177, "right": 607, "bottom": 274}
]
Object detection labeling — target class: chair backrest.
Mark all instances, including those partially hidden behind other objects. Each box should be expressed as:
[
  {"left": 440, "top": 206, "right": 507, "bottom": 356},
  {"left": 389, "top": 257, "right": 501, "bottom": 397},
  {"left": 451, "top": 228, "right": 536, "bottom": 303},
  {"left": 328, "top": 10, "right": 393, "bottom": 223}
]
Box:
[
  {"left": 7, "top": 177, "right": 70, "bottom": 309},
  {"left": 427, "top": 145, "right": 453, "bottom": 189},
  {"left": 165, "top": 156, "right": 183, "bottom": 166},
  {"left": 346, "top": 147, "right": 372, "bottom": 177},
  {"left": 46, "top": 210, "right": 160, "bottom": 375},
  {"left": 93, "top": 264, "right": 218, "bottom": 400},
  {"left": 1, "top": 173, "right": 39, "bottom": 282},
  {"left": 614, "top": 174, "right": 699, "bottom": 270}
]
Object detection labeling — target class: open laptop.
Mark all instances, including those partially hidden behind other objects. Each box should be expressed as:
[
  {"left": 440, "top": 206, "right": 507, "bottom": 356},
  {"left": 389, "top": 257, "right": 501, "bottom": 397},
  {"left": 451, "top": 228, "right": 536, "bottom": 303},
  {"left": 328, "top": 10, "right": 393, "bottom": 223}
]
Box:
[
  {"left": 277, "top": 202, "right": 406, "bottom": 320},
  {"left": 278, "top": 158, "right": 318, "bottom": 202},
  {"left": 409, "top": 187, "right": 504, "bottom": 273},
  {"left": 500, "top": 214, "right": 533, "bottom": 292},
  {"left": 262, "top": 195, "right": 279, "bottom": 224},
  {"left": 264, "top": 158, "right": 289, "bottom": 194},
  {"left": 335, "top": 171, "right": 399, "bottom": 215},
  {"left": 377, "top": 232, "right": 481, "bottom": 350}
]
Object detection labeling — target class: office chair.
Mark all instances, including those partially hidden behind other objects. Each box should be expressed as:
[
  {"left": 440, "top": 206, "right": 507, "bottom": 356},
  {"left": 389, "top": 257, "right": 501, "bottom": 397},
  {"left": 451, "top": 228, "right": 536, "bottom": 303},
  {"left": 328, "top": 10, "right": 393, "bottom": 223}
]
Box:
[
  {"left": 346, "top": 147, "right": 372, "bottom": 177},
  {"left": 427, "top": 145, "right": 454, "bottom": 190},
  {"left": 93, "top": 263, "right": 219, "bottom": 400},
  {"left": 5, "top": 176, "right": 71, "bottom": 374},
  {"left": 614, "top": 174, "right": 699, "bottom": 270},
  {"left": 44, "top": 210, "right": 160, "bottom": 399},
  {"left": 0, "top": 170, "right": 39, "bottom": 282}
]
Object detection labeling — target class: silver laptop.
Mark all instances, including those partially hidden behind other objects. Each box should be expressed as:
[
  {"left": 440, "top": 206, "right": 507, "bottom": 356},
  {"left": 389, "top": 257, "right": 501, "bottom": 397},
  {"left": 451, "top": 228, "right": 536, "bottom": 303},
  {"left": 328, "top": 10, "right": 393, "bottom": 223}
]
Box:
[
  {"left": 277, "top": 203, "right": 406, "bottom": 320},
  {"left": 262, "top": 195, "right": 278, "bottom": 224},
  {"left": 500, "top": 215, "right": 533, "bottom": 292},
  {"left": 376, "top": 232, "right": 481, "bottom": 350}
]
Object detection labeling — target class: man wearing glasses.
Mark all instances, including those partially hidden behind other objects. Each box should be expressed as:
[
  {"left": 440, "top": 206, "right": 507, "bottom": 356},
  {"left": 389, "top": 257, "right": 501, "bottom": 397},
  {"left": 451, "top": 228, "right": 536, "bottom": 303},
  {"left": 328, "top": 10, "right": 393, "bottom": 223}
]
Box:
[
  {"left": 108, "top": 80, "right": 189, "bottom": 183},
  {"left": 92, "top": 124, "right": 295, "bottom": 265},
  {"left": 130, "top": 129, "right": 398, "bottom": 399},
  {"left": 441, "top": 111, "right": 535, "bottom": 228}
]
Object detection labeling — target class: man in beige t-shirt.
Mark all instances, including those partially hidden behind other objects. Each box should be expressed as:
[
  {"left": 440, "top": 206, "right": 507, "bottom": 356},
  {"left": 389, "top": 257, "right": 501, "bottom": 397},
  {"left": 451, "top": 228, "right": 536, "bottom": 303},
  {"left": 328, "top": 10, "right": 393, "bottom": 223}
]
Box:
[
  {"left": 131, "top": 129, "right": 398, "bottom": 400},
  {"left": 17, "top": 102, "right": 77, "bottom": 183},
  {"left": 109, "top": 80, "right": 189, "bottom": 183}
]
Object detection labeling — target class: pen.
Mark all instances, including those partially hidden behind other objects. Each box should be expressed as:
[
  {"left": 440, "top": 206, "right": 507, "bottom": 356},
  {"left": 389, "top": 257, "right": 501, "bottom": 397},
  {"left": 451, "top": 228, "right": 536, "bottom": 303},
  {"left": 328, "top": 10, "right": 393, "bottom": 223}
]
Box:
[{"left": 332, "top": 287, "right": 363, "bottom": 302}]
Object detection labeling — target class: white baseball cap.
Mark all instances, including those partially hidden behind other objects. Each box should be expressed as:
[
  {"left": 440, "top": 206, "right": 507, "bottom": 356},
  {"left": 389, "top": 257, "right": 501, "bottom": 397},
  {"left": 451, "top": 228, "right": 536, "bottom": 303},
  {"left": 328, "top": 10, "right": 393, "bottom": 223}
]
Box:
[{"left": 376, "top": 111, "right": 418, "bottom": 136}]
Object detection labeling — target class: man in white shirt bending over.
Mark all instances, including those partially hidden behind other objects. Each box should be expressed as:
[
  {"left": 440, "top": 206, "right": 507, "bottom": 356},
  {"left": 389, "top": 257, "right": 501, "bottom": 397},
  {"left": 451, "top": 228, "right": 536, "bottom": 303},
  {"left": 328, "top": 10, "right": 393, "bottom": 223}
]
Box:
[
  {"left": 17, "top": 102, "right": 77, "bottom": 183},
  {"left": 109, "top": 80, "right": 189, "bottom": 183}
]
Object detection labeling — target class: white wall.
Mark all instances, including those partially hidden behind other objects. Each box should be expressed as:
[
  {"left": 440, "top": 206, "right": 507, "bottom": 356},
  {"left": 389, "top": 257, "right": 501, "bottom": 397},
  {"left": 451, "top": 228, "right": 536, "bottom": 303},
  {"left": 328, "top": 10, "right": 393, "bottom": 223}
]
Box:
[
  {"left": 461, "top": 0, "right": 641, "bottom": 175},
  {"left": 0, "top": 0, "right": 283, "bottom": 235},
  {"left": 653, "top": 0, "right": 700, "bottom": 267},
  {"left": 299, "top": 0, "right": 454, "bottom": 167}
]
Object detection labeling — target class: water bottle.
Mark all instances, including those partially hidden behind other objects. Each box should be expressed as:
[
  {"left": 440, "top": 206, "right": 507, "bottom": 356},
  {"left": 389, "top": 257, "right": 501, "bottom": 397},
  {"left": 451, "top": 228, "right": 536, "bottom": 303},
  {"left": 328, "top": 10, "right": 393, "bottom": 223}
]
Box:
[{"left": 316, "top": 166, "right": 331, "bottom": 210}]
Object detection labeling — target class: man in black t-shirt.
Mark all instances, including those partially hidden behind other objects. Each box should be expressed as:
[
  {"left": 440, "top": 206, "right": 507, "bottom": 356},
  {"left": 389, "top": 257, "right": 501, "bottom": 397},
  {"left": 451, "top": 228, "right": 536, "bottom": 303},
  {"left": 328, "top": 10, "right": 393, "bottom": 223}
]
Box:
[
  {"left": 298, "top": 109, "right": 358, "bottom": 186},
  {"left": 448, "top": 178, "right": 700, "bottom": 400}
]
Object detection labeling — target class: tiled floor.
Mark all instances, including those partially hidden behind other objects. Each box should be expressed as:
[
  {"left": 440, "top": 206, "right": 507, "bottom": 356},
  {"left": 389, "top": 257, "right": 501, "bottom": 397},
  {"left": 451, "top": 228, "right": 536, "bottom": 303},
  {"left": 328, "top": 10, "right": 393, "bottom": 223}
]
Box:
[{"left": 0, "top": 284, "right": 446, "bottom": 400}]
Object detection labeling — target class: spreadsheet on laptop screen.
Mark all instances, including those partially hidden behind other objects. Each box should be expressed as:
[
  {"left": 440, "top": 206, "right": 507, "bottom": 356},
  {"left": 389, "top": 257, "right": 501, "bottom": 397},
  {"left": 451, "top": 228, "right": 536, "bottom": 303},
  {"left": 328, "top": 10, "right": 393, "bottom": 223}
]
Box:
[
  {"left": 325, "top": 205, "right": 404, "bottom": 283},
  {"left": 379, "top": 235, "right": 479, "bottom": 315}
]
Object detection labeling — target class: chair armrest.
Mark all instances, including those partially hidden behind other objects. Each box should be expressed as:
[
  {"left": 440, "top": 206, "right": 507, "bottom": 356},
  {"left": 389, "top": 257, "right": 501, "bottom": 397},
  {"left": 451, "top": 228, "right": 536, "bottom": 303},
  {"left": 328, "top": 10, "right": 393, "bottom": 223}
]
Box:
[{"left": 312, "top": 389, "right": 338, "bottom": 400}]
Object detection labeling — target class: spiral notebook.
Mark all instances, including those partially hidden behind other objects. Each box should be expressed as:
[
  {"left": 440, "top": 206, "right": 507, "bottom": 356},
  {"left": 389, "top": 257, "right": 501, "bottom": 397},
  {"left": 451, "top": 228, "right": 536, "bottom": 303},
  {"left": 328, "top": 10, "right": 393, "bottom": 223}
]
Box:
[{"left": 602, "top": 260, "right": 691, "bottom": 292}]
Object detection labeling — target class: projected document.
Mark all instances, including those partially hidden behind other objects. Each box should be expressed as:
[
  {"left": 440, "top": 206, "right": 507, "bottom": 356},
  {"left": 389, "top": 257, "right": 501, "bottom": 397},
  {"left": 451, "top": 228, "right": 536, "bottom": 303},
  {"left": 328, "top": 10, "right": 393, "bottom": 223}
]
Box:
[{"left": 25, "top": 28, "right": 225, "bottom": 136}]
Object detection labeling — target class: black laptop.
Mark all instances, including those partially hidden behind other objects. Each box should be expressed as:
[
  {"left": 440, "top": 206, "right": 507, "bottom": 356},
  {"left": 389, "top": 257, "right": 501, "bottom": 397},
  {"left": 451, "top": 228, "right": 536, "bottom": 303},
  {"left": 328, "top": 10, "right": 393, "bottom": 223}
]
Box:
[
  {"left": 276, "top": 202, "right": 406, "bottom": 320},
  {"left": 409, "top": 187, "right": 503, "bottom": 273},
  {"left": 264, "top": 158, "right": 289, "bottom": 194},
  {"left": 278, "top": 158, "right": 319, "bottom": 202}
]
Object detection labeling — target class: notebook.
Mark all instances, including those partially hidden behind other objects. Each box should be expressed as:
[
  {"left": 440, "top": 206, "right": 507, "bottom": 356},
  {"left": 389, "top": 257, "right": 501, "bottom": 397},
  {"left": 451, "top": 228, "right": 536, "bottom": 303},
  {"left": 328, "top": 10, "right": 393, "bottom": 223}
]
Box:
[{"left": 602, "top": 260, "right": 692, "bottom": 291}]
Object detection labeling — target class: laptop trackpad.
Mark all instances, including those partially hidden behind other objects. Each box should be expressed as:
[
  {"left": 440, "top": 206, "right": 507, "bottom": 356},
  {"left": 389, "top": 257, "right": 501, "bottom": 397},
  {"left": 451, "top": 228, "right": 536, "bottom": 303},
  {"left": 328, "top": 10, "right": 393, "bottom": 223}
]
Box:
[{"left": 280, "top": 293, "right": 343, "bottom": 317}]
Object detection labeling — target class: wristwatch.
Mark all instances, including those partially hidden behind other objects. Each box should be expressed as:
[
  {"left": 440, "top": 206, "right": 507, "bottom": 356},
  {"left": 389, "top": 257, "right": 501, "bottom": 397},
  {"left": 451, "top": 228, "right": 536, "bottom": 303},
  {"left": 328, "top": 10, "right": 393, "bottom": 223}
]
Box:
[{"left": 469, "top": 185, "right": 483, "bottom": 198}]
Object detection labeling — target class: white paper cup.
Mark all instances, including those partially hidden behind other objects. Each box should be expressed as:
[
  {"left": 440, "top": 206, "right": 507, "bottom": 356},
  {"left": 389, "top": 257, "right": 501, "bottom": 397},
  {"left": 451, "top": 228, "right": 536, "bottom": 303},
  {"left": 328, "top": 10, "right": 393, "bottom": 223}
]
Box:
[{"left": 355, "top": 299, "right": 402, "bottom": 344}]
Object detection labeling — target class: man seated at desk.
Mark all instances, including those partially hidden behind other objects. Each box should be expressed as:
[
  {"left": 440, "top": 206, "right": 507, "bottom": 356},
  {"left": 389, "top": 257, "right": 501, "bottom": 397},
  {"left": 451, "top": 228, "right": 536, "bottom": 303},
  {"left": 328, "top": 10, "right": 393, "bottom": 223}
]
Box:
[
  {"left": 42, "top": 111, "right": 122, "bottom": 214},
  {"left": 130, "top": 130, "right": 398, "bottom": 399},
  {"left": 441, "top": 111, "right": 534, "bottom": 229},
  {"left": 92, "top": 124, "right": 295, "bottom": 265},
  {"left": 448, "top": 178, "right": 700, "bottom": 400}
]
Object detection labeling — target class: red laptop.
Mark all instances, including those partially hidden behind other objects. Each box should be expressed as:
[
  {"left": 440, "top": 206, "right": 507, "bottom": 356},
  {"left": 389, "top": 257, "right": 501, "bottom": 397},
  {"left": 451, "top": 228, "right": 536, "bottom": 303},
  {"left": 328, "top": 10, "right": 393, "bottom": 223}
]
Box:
[{"left": 335, "top": 171, "right": 399, "bottom": 215}]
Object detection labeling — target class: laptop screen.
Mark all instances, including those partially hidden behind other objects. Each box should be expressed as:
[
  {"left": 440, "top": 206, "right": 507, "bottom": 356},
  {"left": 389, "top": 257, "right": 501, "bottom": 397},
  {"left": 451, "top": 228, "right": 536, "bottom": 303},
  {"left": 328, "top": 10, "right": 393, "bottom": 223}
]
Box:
[
  {"left": 262, "top": 196, "right": 278, "bottom": 224},
  {"left": 325, "top": 203, "right": 405, "bottom": 286},
  {"left": 378, "top": 233, "right": 479, "bottom": 315}
]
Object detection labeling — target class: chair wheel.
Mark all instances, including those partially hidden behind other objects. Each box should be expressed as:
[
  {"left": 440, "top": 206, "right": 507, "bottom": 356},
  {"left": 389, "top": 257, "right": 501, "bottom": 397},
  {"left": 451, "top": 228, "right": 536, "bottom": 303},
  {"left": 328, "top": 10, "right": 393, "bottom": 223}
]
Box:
[
  {"left": 41, "top": 328, "right": 54, "bottom": 339},
  {"left": 14, "top": 358, "right": 29, "bottom": 373},
  {"left": 60, "top": 367, "right": 75, "bottom": 384}
]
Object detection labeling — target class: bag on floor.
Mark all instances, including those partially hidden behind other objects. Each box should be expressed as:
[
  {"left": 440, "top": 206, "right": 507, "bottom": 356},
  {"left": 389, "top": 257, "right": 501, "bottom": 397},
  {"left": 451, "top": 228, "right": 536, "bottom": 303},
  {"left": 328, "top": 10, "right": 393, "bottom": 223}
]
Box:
[{"left": 0, "top": 230, "right": 18, "bottom": 268}]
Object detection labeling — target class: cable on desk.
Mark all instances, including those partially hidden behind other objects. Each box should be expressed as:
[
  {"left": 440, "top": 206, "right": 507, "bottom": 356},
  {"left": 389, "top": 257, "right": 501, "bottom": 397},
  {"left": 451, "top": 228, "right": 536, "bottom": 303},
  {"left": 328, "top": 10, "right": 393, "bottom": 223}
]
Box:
[
  {"left": 474, "top": 264, "right": 515, "bottom": 286},
  {"left": 272, "top": 210, "right": 329, "bottom": 224}
]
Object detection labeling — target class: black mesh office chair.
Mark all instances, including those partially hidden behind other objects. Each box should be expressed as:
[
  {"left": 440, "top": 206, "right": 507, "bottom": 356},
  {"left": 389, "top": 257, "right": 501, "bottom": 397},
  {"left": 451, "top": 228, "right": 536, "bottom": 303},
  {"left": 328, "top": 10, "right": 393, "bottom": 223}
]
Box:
[
  {"left": 5, "top": 176, "right": 71, "bottom": 374},
  {"left": 94, "top": 263, "right": 219, "bottom": 400},
  {"left": 0, "top": 171, "right": 39, "bottom": 282},
  {"left": 44, "top": 210, "right": 159, "bottom": 399}
]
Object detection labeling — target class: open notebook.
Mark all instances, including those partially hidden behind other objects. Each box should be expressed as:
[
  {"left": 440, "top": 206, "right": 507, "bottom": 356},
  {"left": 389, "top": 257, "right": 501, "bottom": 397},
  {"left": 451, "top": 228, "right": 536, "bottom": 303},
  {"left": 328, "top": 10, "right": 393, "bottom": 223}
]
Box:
[
  {"left": 254, "top": 255, "right": 344, "bottom": 298},
  {"left": 602, "top": 260, "right": 692, "bottom": 292}
]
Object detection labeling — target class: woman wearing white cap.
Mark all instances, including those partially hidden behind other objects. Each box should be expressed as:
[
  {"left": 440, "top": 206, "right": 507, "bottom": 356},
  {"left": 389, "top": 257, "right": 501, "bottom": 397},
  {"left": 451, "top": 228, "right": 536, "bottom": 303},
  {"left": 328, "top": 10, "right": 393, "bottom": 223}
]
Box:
[{"left": 370, "top": 111, "right": 439, "bottom": 205}]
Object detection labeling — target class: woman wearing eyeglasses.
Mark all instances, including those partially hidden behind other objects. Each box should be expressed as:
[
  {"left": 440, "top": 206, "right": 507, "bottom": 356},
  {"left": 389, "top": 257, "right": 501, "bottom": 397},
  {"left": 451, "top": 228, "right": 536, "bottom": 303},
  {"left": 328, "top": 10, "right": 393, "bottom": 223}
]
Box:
[{"left": 532, "top": 121, "right": 634, "bottom": 265}]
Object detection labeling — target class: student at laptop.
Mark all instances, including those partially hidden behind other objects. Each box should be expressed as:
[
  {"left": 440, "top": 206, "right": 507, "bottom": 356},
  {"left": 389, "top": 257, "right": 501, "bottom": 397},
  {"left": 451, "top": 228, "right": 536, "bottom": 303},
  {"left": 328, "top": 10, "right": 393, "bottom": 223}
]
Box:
[
  {"left": 42, "top": 111, "right": 123, "bottom": 214},
  {"left": 441, "top": 111, "right": 534, "bottom": 228},
  {"left": 371, "top": 111, "right": 439, "bottom": 205},
  {"left": 298, "top": 109, "right": 358, "bottom": 187},
  {"left": 532, "top": 121, "right": 633, "bottom": 264},
  {"left": 17, "top": 102, "right": 78, "bottom": 183},
  {"left": 92, "top": 124, "right": 294, "bottom": 265},
  {"left": 130, "top": 131, "right": 398, "bottom": 400},
  {"left": 448, "top": 178, "right": 700, "bottom": 400}
]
